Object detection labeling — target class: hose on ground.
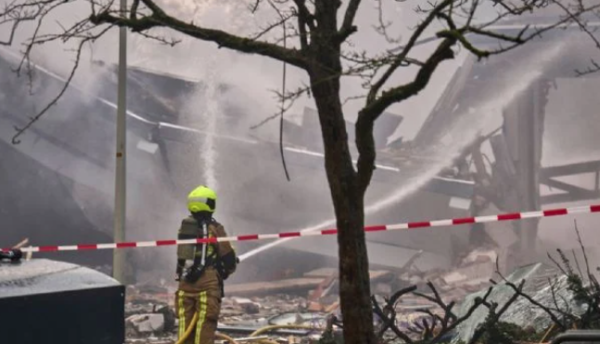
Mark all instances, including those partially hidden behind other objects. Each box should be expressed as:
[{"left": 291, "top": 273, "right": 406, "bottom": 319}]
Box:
[
  {"left": 216, "top": 332, "right": 239, "bottom": 343},
  {"left": 176, "top": 312, "right": 243, "bottom": 344}
]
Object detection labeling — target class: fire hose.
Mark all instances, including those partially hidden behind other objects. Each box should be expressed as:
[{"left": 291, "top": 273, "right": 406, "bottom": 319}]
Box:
[{"left": 175, "top": 311, "right": 199, "bottom": 344}]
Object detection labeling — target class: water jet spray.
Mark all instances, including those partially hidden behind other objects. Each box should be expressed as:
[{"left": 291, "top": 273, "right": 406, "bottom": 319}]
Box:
[{"left": 239, "top": 40, "right": 569, "bottom": 262}]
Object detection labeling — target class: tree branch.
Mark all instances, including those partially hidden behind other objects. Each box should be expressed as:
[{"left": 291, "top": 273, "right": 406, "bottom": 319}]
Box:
[
  {"left": 355, "top": 37, "right": 456, "bottom": 194},
  {"left": 90, "top": 0, "right": 308, "bottom": 69},
  {"left": 374, "top": 285, "right": 417, "bottom": 339},
  {"left": 372, "top": 296, "right": 415, "bottom": 344},
  {"left": 372, "top": 0, "right": 402, "bottom": 45},
  {"left": 338, "top": 0, "right": 361, "bottom": 41},
  {"left": 467, "top": 281, "right": 523, "bottom": 344},
  {"left": 292, "top": 0, "right": 312, "bottom": 50},
  {"left": 250, "top": 7, "right": 295, "bottom": 42},
  {"left": 130, "top": 0, "right": 140, "bottom": 19},
  {"left": 456, "top": 1, "right": 600, "bottom": 59},
  {"left": 11, "top": 25, "right": 113, "bottom": 144},
  {"left": 367, "top": 0, "right": 453, "bottom": 104},
  {"left": 426, "top": 284, "right": 494, "bottom": 343},
  {"left": 493, "top": 257, "right": 568, "bottom": 331}
]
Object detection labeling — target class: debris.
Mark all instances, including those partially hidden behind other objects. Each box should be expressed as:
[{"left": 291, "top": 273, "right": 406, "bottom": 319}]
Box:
[
  {"left": 216, "top": 325, "right": 312, "bottom": 336},
  {"left": 269, "top": 312, "right": 327, "bottom": 327},
  {"left": 374, "top": 282, "right": 392, "bottom": 295},
  {"left": 233, "top": 297, "right": 261, "bottom": 314},
  {"left": 12, "top": 238, "right": 28, "bottom": 249},
  {"left": 462, "top": 248, "right": 497, "bottom": 264},
  {"left": 126, "top": 313, "right": 165, "bottom": 334},
  {"left": 123, "top": 247, "right": 519, "bottom": 343},
  {"left": 126, "top": 338, "right": 173, "bottom": 344},
  {"left": 11, "top": 238, "right": 32, "bottom": 260},
  {"left": 225, "top": 278, "right": 325, "bottom": 297},
  {"left": 307, "top": 272, "right": 337, "bottom": 302},
  {"left": 221, "top": 335, "right": 272, "bottom": 342},
  {"left": 500, "top": 275, "right": 583, "bottom": 332},
  {"left": 124, "top": 287, "right": 176, "bottom": 338},
  {"left": 303, "top": 268, "right": 392, "bottom": 282},
  {"left": 324, "top": 301, "right": 340, "bottom": 313},
  {"left": 453, "top": 263, "right": 565, "bottom": 343},
  {"left": 155, "top": 303, "right": 176, "bottom": 332},
  {"left": 441, "top": 260, "right": 494, "bottom": 285},
  {"left": 307, "top": 301, "right": 324, "bottom": 312}
]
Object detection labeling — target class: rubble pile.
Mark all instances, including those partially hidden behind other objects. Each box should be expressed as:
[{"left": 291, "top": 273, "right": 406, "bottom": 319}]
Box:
[
  {"left": 125, "top": 284, "right": 177, "bottom": 344},
  {"left": 454, "top": 262, "right": 568, "bottom": 344},
  {"left": 124, "top": 249, "right": 504, "bottom": 343},
  {"left": 392, "top": 249, "right": 496, "bottom": 306},
  {"left": 122, "top": 248, "right": 594, "bottom": 344}
]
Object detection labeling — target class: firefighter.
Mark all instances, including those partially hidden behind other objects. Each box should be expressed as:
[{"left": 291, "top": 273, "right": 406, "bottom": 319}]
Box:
[{"left": 175, "top": 185, "right": 238, "bottom": 344}]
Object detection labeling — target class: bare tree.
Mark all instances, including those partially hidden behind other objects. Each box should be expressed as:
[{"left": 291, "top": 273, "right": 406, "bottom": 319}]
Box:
[
  {"left": 2, "top": 1, "right": 600, "bottom": 343},
  {"left": 370, "top": 281, "right": 525, "bottom": 344}
]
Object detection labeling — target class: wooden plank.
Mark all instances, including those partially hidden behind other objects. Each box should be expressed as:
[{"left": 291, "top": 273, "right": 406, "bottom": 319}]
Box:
[
  {"left": 540, "top": 160, "right": 600, "bottom": 178},
  {"left": 541, "top": 192, "right": 600, "bottom": 204},
  {"left": 303, "top": 268, "right": 336, "bottom": 278},
  {"left": 12, "top": 238, "right": 29, "bottom": 249},
  {"left": 303, "top": 268, "right": 392, "bottom": 281},
  {"left": 225, "top": 278, "right": 325, "bottom": 296}
]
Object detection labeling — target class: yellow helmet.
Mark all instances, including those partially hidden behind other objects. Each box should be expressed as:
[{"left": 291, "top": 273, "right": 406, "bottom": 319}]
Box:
[{"left": 187, "top": 185, "right": 217, "bottom": 213}]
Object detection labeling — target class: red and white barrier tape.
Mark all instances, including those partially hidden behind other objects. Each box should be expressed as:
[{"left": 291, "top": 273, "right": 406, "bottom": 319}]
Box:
[{"left": 3, "top": 204, "right": 599, "bottom": 253}]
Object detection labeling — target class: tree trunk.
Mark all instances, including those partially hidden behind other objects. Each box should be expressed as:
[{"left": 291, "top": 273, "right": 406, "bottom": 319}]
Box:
[{"left": 309, "top": 55, "right": 376, "bottom": 344}]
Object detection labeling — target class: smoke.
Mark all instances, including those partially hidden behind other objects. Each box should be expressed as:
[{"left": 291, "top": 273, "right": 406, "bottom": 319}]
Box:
[
  {"left": 5, "top": 0, "right": 593, "bottom": 285},
  {"left": 542, "top": 77, "right": 600, "bottom": 165},
  {"left": 537, "top": 65, "right": 600, "bottom": 257},
  {"left": 240, "top": 38, "right": 570, "bottom": 262}
]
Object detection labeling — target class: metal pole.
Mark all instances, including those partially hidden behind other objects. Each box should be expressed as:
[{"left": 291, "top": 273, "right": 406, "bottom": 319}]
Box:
[{"left": 113, "top": 0, "right": 128, "bottom": 284}]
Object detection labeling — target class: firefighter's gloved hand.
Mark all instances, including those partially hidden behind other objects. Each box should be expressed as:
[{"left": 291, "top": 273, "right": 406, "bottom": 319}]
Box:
[{"left": 183, "top": 266, "right": 203, "bottom": 283}]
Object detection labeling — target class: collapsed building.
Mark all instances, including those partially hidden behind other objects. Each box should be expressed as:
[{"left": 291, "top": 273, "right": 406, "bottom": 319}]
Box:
[
  {"left": 1, "top": 9, "right": 600, "bottom": 286},
  {"left": 2, "top": 7, "right": 600, "bottom": 344},
  {"left": 0, "top": 48, "right": 472, "bottom": 282}
]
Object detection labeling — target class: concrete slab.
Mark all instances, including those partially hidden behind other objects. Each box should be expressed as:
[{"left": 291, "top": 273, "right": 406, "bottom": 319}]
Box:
[{"left": 0, "top": 258, "right": 120, "bottom": 298}]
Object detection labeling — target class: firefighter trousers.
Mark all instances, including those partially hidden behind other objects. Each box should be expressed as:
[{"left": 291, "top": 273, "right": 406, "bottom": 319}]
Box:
[{"left": 175, "top": 286, "right": 221, "bottom": 344}]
